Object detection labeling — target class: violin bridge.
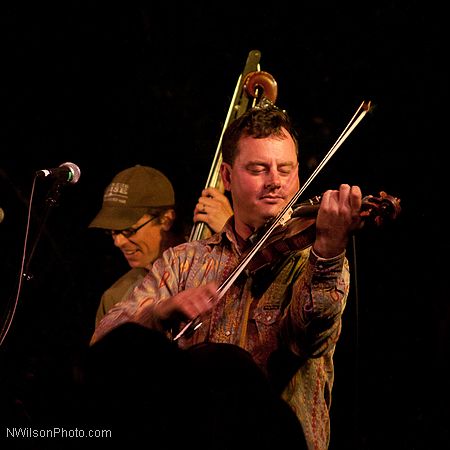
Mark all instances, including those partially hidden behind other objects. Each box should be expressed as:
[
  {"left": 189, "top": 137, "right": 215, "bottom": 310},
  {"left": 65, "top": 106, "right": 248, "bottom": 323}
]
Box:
[{"left": 278, "top": 208, "right": 293, "bottom": 226}]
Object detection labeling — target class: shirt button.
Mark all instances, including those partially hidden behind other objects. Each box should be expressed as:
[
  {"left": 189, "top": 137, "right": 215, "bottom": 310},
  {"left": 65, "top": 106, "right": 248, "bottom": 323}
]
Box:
[{"left": 225, "top": 331, "right": 231, "bottom": 336}]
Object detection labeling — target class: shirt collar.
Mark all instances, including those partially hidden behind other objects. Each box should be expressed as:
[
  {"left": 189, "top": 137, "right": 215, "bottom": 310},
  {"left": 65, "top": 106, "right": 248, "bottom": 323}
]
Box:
[{"left": 202, "top": 216, "right": 244, "bottom": 253}]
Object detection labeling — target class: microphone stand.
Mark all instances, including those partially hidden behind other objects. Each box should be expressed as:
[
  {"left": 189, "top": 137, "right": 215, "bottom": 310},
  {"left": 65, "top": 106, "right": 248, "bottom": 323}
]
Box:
[
  {"left": 1, "top": 173, "right": 76, "bottom": 348},
  {"left": 22, "top": 180, "right": 64, "bottom": 281}
]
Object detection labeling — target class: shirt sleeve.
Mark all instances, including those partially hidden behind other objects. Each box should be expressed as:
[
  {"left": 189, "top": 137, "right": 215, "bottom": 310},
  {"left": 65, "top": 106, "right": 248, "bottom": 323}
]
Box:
[
  {"left": 281, "top": 249, "right": 350, "bottom": 358},
  {"left": 90, "top": 247, "right": 183, "bottom": 345}
]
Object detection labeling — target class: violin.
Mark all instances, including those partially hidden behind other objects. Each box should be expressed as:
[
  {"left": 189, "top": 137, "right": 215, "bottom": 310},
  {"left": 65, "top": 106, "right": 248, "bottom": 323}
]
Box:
[
  {"left": 245, "top": 191, "right": 401, "bottom": 273},
  {"left": 176, "top": 190, "right": 401, "bottom": 340},
  {"left": 174, "top": 189, "right": 401, "bottom": 341}
]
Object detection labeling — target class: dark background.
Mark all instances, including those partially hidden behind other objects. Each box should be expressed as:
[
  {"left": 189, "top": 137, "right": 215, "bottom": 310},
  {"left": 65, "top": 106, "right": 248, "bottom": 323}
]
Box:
[{"left": 0, "top": 3, "right": 447, "bottom": 449}]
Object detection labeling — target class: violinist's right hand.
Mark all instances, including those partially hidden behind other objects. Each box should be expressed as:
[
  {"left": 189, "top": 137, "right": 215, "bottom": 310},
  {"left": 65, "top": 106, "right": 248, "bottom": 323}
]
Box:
[
  {"left": 193, "top": 187, "right": 233, "bottom": 233},
  {"left": 136, "top": 281, "right": 218, "bottom": 325},
  {"left": 313, "top": 184, "right": 363, "bottom": 259}
]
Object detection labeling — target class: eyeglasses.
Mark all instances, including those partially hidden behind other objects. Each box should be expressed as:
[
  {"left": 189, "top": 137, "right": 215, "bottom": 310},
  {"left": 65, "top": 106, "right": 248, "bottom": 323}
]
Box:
[{"left": 108, "top": 216, "right": 157, "bottom": 239}]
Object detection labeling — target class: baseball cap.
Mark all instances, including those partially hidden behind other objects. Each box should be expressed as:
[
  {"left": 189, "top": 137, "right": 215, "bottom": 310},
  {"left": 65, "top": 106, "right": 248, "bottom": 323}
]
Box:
[{"left": 89, "top": 165, "right": 175, "bottom": 230}]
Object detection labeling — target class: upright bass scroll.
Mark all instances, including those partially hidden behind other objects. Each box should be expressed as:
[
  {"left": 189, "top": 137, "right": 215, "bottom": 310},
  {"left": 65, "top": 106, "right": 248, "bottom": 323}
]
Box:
[
  {"left": 189, "top": 51, "right": 279, "bottom": 242},
  {"left": 243, "top": 70, "right": 278, "bottom": 108}
]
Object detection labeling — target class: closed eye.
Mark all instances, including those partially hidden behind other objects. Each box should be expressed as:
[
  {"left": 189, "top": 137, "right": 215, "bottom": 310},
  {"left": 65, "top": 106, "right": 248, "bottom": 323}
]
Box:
[
  {"left": 279, "top": 165, "right": 294, "bottom": 175},
  {"left": 247, "top": 164, "right": 268, "bottom": 174},
  {"left": 246, "top": 162, "right": 297, "bottom": 175}
]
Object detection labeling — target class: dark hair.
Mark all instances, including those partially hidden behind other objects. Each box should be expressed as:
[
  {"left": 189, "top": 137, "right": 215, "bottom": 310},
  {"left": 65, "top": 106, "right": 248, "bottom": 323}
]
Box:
[
  {"left": 221, "top": 106, "right": 299, "bottom": 165},
  {"left": 146, "top": 206, "right": 173, "bottom": 222},
  {"left": 145, "top": 206, "right": 186, "bottom": 247}
]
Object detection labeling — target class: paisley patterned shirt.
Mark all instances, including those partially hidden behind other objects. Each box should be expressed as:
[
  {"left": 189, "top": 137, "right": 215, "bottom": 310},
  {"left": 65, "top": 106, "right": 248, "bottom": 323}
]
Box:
[{"left": 92, "top": 219, "right": 350, "bottom": 450}]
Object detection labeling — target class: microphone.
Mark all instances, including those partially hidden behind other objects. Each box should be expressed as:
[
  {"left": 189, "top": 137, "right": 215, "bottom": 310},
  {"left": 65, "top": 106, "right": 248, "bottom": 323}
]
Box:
[{"left": 36, "top": 162, "right": 81, "bottom": 185}]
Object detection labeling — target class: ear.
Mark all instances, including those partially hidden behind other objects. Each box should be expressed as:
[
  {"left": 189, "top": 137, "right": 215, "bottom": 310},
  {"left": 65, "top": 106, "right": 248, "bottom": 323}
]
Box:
[
  {"left": 160, "top": 209, "right": 175, "bottom": 231},
  {"left": 220, "top": 162, "right": 232, "bottom": 191}
]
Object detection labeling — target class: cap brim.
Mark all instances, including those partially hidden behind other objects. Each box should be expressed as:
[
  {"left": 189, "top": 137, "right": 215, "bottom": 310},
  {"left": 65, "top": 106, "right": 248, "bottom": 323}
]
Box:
[{"left": 88, "top": 206, "right": 148, "bottom": 230}]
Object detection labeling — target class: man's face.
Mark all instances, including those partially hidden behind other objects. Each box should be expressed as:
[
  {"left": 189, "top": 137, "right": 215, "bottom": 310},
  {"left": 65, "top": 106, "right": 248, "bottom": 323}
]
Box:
[
  {"left": 221, "top": 128, "right": 299, "bottom": 238},
  {"left": 110, "top": 214, "right": 165, "bottom": 269}
]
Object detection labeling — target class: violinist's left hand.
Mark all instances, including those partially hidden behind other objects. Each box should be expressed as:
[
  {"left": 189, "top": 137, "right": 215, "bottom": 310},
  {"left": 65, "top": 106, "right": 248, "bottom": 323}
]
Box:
[{"left": 313, "top": 184, "right": 363, "bottom": 258}]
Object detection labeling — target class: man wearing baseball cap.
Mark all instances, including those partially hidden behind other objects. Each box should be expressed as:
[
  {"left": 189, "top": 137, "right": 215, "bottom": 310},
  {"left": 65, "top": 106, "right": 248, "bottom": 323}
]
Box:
[
  {"left": 89, "top": 165, "right": 183, "bottom": 325},
  {"left": 90, "top": 164, "right": 234, "bottom": 326}
]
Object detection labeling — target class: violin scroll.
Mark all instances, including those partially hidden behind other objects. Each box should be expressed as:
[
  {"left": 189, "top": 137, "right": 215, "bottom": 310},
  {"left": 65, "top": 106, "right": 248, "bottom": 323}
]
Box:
[{"left": 360, "top": 191, "right": 401, "bottom": 227}]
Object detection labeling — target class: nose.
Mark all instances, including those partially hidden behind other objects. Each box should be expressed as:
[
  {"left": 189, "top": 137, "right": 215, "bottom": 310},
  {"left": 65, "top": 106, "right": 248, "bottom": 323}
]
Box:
[
  {"left": 112, "top": 233, "right": 129, "bottom": 247},
  {"left": 265, "top": 170, "right": 281, "bottom": 190}
]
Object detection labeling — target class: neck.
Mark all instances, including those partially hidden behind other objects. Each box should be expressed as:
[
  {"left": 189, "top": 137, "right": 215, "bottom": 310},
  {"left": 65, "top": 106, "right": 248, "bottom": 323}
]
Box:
[{"left": 234, "top": 220, "right": 255, "bottom": 242}]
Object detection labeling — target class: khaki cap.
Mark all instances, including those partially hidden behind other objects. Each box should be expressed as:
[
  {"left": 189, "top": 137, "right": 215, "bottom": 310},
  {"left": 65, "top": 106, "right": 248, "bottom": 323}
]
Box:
[{"left": 89, "top": 165, "right": 175, "bottom": 230}]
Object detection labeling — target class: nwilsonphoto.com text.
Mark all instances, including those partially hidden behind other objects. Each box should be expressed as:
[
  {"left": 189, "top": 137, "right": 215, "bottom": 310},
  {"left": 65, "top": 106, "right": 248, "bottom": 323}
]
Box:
[{"left": 5, "top": 427, "right": 112, "bottom": 439}]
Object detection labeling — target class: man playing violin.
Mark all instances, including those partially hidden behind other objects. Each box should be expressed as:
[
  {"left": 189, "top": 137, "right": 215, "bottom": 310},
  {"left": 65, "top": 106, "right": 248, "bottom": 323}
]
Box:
[{"left": 91, "top": 105, "right": 363, "bottom": 450}]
